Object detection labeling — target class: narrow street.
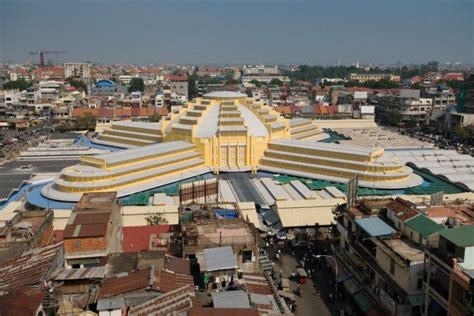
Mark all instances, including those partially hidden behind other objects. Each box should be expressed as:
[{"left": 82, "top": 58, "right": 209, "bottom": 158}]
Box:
[{"left": 274, "top": 253, "right": 331, "bottom": 316}]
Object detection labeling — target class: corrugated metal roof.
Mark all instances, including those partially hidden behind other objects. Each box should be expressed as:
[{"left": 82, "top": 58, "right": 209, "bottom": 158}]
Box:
[
  {"left": 203, "top": 246, "right": 237, "bottom": 272},
  {"left": 438, "top": 225, "right": 474, "bottom": 247},
  {"left": 404, "top": 215, "right": 445, "bottom": 238},
  {"left": 63, "top": 222, "right": 108, "bottom": 238},
  {"left": 156, "top": 269, "right": 194, "bottom": 293},
  {"left": 73, "top": 212, "right": 111, "bottom": 225},
  {"left": 129, "top": 285, "right": 194, "bottom": 316},
  {"left": 165, "top": 256, "right": 191, "bottom": 275},
  {"left": 54, "top": 266, "right": 107, "bottom": 280},
  {"left": 211, "top": 290, "right": 250, "bottom": 309},
  {"left": 355, "top": 217, "right": 396, "bottom": 237},
  {"left": 0, "top": 242, "right": 63, "bottom": 294},
  {"left": 97, "top": 297, "right": 124, "bottom": 311},
  {"left": 98, "top": 266, "right": 154, "bottom": 299}
]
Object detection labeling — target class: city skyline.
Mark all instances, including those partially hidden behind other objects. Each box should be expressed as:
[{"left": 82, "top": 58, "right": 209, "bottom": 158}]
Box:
[{"left": 1, "top": 0, "right": 472, "bottom": 65}]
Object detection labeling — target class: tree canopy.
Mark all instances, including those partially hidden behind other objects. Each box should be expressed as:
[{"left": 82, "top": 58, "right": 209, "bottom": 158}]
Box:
[
  {"left": 2, "top": 79, "right": 32, "bottom": 91},
  {"left": 145, "top": 213, "right": 169, "bottom": 225},
  {"left": 66, "top": 77, "right": 88, "bottom": 92},
  {"left": 270, "top": 78, "right": 283, "bottom": 86},
  {"left": 128, "top": 77, "right": 145, "bottom": 93},
  {"left": 249, "top": 80, "right": 261, "bottom": 87}
]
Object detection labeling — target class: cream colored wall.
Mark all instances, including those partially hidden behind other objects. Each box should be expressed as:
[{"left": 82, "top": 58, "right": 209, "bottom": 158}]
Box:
[{"left": 376, "top": 247, "right": 411, "bottom": 293}]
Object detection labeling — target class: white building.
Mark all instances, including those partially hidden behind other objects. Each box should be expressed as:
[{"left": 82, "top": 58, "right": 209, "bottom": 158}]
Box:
[
  {"left": 118, "top": 75, "right": 133, "bottom": 85},
  {"left": 39, "top": 81, "right": 63, "bottom": 100},
  {"left": 242, "top": 65, "right": 289, "bottom": 84},
  {"left": 64, "top": 63, "right": 92, "bottom": 79}
]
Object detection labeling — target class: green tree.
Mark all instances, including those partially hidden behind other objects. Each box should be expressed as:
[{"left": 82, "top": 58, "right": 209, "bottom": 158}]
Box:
[
  {"left": 149, "top": 114, "right": 162, "bottom": 122},
  {"left": 66, "top": 77, "right": 88, "bottom": 93},
  {"left": 128, "top": 77, "right": 145, "bottom": 93},
  {"left": 386, "top": 109, "right": 402, "bottom": 126},
  {"left": 224, "top": 70, "right": 235, "bottom": 82},
  {"left": 2, "top": 79, "right": 32, "bottom": 90},
  {"left": 249, "top": 80, "right": 261, "bottom": 87},
  {"left": 205, "top": 77, "right": 221, "bottom": 85},
  {"left": 145, "top": 213, "right": 169, "bottom": 225},
  {"left": 188, "top": 72, "right": 198, "bottom": 99},
  {"left": 270, "top": 78, "right": 283, "bottom": 86},
  {"left": 454, "top": 123, "right": 471, "bottom": 143}
]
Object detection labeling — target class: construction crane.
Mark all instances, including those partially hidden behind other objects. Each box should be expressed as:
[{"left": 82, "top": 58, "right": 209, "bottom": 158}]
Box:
[{"left": 29, "top": 50, "right": 67, "bottom": 67}]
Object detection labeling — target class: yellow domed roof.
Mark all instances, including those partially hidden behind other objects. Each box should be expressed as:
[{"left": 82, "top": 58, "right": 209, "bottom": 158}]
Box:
[{"left": 164, "top": 91, "right": 289, "bottom": 140}]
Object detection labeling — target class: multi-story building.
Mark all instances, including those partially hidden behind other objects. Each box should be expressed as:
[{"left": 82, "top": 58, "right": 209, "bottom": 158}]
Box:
[
  {"left": 118, "top": 75, "right": 133, "bottom": 85},
  {"left": 242, "top": 65, "right": 289, "bottom": 84},
  {"left": 64, "top": 62, "right": 92, "bottom": 79},
  {"left": 196, "top": 67, "right": 225, "bottom": 78},
  {"left": 38, "top": 80, "right": 63, "bottom": 101},
  {"left": 62, "top": 192, "right": 122, "bottom": 268},
  {"left": 349, "top": 73, "right": 401, "bottom": 82},
  {"left": 463, "top": 73, "right": 474, "bottom": 114},
  {"left": 336, "top": 200, "right": 428, "bottom": 315},
  {"left": 164, "top": 74, "right": 188, "bottom": 99},
  {"left": 423, "top": 225, "right": 474, "bottom": 316},
  {"left": 421, "top": 85, "right": 456, "bottom": 110},
  {"left": 378, "top": 90, "right": 434, "bottom": 124},
  {"left": 9, "top": 68, "right": 31, "bottom": 81}
]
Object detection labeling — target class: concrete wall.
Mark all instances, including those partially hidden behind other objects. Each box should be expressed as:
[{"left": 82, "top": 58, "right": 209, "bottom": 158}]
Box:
[
  {"left": 376, "top": 248, "right": 411, "bottom": 292},
  {"left": 462, "top": 246, "right": 474, "bottom": 269}
]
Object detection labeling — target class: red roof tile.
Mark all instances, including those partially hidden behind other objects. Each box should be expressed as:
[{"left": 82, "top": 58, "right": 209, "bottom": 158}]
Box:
[
  {"left": 72, "top": 108, "right": 98, "bottom": 118},
  {"left": 122, "top": 225, "right": 176, "bottom": 253},
  {"left": 165, "top": 74, "right": 188, "bottom": 81},
  {"left": 98, "top": 108, "right": 115, "bottom": 118}
]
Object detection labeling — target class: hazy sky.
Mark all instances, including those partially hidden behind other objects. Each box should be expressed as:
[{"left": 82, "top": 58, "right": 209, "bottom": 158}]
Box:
[{"left": 1, "top": 0, "right": 472, "bottom": 65}]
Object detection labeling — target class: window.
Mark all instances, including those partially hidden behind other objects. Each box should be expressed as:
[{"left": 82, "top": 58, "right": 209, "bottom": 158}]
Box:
[
  {"left": 417, "top": 278, "right": 423, "bottom": 290},
  {"left": 242, "top": 250, "right": 252, "bottom": 263},
  {"left": 390, "top": 258, "right": 395, "bottom": 275}
]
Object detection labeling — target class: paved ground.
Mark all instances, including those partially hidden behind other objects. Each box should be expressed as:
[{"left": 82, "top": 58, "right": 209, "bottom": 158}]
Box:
[
  {"left": 0, "top": 159, "right": 77, "bottom": 199},
  {"left": 274, "top": 253, "right": 331, "bottom": 316}
]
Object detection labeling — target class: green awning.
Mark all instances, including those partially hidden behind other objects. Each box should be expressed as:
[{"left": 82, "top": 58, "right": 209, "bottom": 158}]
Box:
[{"left": 353, "top": 291, "right": 375, "bottom": 312}]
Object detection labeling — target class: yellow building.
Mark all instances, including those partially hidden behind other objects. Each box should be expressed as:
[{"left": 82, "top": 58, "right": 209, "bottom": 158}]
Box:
[{"left": 43, "top": 91, "right": 423, "bottom": 202}]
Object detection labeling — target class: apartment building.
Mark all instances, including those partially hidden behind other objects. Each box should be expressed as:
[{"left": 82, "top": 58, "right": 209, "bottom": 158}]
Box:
[
  {"left": 336, "top": 199, "right": 427, "bottom": 315},
  {"left": 165, "top": 74, "right": 189, "bottom": 99},
  {"left": 350, "top": 73, "right": 401, "bottom": 82},
  {"left": 64, "top": 63, "right": 92, "bottom": 79},
  {"left": 423, "top": 225, "right": 474, "bottom": 316},
  {"left": 421, "top": 85, "right": 456, "bottom": 110},
  {"left": 378, "top": 90, "right": 434, "bottom": 124}
]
